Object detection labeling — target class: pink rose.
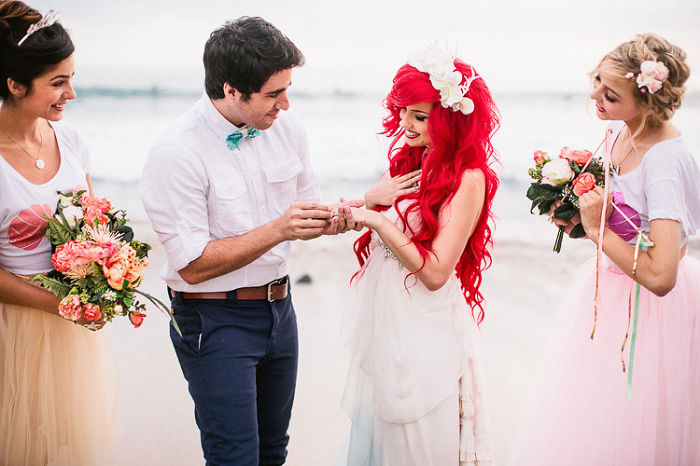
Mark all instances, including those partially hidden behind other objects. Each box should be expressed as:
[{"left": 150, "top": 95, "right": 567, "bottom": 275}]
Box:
[
  {"left": 58, "top": 294, "right": 82, "bottom": 321},
  {"left": 129, "top": 311, "right": 146, "bottom": 328},
  {"left": 560, "top": 147, "right": 593, "bottom": 166},
  {"left": 83, "top": 303, "right": 102, "bottom": 322},
  {"left": 52, "top": 241, "right": 80, "bottom": 272},
  {"left": 572, "top": 172, "right": 598, "bottom": 197},
  {"left": 533, "top": 150, "right": 549, "bottom": 163},
  {"left": 80, "top": 195, "right": 111, "bottom": 225}
]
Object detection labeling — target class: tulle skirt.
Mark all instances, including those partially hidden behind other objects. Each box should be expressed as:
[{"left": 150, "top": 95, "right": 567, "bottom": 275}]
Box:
[
  {"left": 339, "top": 246, "right": 493, "bottom": 465},
  {"left": 0, "top": 301, "right": 117, "bottom": 466},
  {"left": 511, "top": 256, "right": 700, "bottom": 466}
]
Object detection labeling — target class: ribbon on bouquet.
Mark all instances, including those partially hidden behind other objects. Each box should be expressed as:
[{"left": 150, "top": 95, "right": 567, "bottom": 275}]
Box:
[
  {"left": 622, "top": 230, "right": 654, "bottom": 400},
  {"left": 591, "top": 130, "right": 613, "bottom": 339},
  {"left": 591, "top": 129, "right": 655, "bottom": 400}
]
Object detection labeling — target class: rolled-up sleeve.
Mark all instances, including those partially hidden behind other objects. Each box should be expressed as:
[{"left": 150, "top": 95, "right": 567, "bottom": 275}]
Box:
[{"left": 139, "top": 142, "right": 211, "bottom": 272}]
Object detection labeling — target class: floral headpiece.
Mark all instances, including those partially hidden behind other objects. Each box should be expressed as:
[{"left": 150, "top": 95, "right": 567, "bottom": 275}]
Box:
[
  {"left": 17, "top": 10, "right": 60, "bottom": 47},
  {"left": 624, "top": 60, "right": 669, "bottom": 95},
  {"left": 408, "top": 46, "right": 480, "bottom": 115}
]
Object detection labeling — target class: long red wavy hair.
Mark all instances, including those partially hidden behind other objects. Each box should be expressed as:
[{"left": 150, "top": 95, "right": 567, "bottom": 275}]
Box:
[{"left": 353, "top": 60, "right": 500, "bottom": 324}]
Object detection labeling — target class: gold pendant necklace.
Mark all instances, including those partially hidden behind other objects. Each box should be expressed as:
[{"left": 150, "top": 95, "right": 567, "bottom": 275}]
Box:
[
  {"left": 611, "top": 129, "right": 636, "bottom": 175},
  {"left": 3, "top": 127, "right": 45, "bottom": 169}
]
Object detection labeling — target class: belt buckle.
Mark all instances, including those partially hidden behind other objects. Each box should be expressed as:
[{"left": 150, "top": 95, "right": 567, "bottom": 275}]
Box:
[
  {"left": 267, "top": 278, "right": 281, "bottom": 302},
  {"left": 266, "top": 277, "right": 287, "bottom": 302}
]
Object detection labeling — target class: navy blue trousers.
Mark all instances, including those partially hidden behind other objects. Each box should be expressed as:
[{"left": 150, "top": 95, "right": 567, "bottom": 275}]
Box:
[{"left": 169, "top": 287, "right": 298, "bottom": 466}]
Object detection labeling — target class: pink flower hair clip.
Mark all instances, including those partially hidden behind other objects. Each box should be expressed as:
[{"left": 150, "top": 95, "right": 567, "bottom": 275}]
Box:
[{"left": 625, "top": 60, "right": 669, "bottom": 95}]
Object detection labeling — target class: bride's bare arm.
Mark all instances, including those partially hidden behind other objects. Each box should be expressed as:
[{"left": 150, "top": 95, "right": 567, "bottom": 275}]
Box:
[
  {"left": 352, "top": 169, "right": 485, "bottom": 291},
  {"left": 0, "top": 269, "right": 61, "bottom": 314}
]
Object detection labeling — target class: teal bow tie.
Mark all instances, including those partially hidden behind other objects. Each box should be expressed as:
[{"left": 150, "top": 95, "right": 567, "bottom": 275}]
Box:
[{"left": 226, "top": 126, "right": 261, "bottom": 150}]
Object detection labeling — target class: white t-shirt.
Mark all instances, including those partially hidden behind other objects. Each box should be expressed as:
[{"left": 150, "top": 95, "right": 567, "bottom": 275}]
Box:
[
  {"left": 608, "top": 121, "right": 700, "bottom": 246},
  {"left": 0, "top": 121, "right": 91, "bottom": 274},
  {"left": 139, "top": 95, "right": 320, "bottom": 293}
]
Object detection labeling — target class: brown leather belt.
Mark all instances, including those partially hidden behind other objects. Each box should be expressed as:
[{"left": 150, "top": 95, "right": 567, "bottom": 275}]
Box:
[{"left": 171, "top": 278, "right": 288, "bottom": 302}]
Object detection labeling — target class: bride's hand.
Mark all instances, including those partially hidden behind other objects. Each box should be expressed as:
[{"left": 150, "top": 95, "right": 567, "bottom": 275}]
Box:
[
  {"left": 349, "top": 207, "right": 383, "bottom": 230},
  {"left": 364, "top": 170, "right": 421, "bottom": 210}
]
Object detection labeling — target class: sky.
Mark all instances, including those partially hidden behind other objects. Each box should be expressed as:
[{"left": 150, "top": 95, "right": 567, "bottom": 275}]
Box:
[{"left": 30, "top": 0, "right": 700, "bottom": 95}]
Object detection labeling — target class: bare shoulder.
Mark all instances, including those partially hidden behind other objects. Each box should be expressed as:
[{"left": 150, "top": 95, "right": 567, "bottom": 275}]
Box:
[
  {"left": 460, "top": 168, "right": 486, "bottom": 186},
  {"left": 456, "top": 168, "right": 486, "bottom": 199},
  {"left": 443, "top": 169, "right": 486, "bottom": 214}
]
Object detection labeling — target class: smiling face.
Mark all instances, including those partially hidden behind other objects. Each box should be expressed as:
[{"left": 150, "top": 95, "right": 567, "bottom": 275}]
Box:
[
  {"left": 399, "top": 102, "right": 434, "bottom": 147},
  {"left": 589, "top": 67, "right": 643, "bottom": 125},
  {"left": 226, "top": 68, "right": 293, "bottom": 130},
  {"left": 10, "top": 54, "right": 76, "bottom": 121}
]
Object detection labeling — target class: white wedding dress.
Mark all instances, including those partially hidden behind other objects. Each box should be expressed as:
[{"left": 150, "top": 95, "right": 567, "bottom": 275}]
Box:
[{"left": 339, "top": 202, "right": 494, "bottom": 466}]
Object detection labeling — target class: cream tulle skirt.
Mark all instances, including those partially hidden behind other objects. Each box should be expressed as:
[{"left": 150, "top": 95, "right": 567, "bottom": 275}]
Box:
[
  {"left": 0, "top": 301, "right": 117, "bottom": 466},
  {"left": 510, "top": 256, "right": 700, "bottom": 466}
]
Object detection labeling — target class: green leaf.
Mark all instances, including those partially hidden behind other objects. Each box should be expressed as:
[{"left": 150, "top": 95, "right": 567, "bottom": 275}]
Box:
[
  {"left": 31, "top": 274, "right": 72, "bottom": 298},
  {"left": 553, "top": 202, "right": 576, "bottom": 221},
  {"left": 569, "top": 223, "right": 587, "bottom": 238},
  {"left": 114, "top": 224, "right": 134, "bottom": 242},
  {"left": 134, "top": 289, "right": 181, "bottom": 336}
]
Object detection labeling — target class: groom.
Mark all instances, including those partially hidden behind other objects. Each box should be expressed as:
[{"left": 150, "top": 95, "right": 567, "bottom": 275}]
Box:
[{"left": 140, "top": 17, "right": 358, "bottom": 465}]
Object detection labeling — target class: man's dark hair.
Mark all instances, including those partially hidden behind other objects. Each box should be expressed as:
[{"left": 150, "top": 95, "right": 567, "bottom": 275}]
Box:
[{"left": 203, "top": 16, "right": 304, "bottom": 100}]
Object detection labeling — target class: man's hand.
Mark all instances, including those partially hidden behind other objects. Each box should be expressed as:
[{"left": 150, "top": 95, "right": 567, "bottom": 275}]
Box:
[
  {"left": 277, "top": 202, "right": 333, "bottom": 241},
  {"left": 324, "top": 199, "right": 366, "bottom": 235}
]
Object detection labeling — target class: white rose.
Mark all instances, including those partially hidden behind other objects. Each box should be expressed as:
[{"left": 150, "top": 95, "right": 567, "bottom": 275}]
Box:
[
  {"left": 453, "top": 97, "right": 475, "bottom": 115},
  {"left": 640, "top": 61, "right": 657, "bottom": 75},
  {"left": 541, "top": 158, "right": 574, "bottom": 186},
  {"left": 60, "top": 205, "right": 85, "bottom": 228},
  {"left": 431, "top": 70, "right": 464, "bottom": 107},
  {"left": 58, "top": 194, "right": 73, "bottom": 207}
]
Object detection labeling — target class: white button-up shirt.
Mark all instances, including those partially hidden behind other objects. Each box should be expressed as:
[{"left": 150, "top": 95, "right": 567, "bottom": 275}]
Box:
[{"left": 139, "top": 95, "right": 320, "bottom": 292}]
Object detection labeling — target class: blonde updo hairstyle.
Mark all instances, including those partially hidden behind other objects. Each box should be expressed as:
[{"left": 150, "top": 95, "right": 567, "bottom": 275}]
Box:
[{"left": 594, "top": 33, "right": 690, "bottom": 133}]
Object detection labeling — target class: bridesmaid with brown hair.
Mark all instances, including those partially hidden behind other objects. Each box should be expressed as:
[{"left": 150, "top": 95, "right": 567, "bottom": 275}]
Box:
[{"left": 0, "top": 2, "right": 116, "bottom": 464}]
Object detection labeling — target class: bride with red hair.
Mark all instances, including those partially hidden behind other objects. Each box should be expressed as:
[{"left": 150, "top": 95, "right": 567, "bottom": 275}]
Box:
[{"left": 340, "top": 49, "right": 499, "bottom": 465}]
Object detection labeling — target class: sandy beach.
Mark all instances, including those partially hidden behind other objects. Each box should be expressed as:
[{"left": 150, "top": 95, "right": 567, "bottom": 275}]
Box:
[{"left": 109, "top": 208, "right": 700, "bottom": 465}]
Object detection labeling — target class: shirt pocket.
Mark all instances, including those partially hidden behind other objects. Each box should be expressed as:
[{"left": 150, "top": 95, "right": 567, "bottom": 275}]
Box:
[
  {"left": 263, "top": 159, "right": 302, "bottom": 215},
  {"left": 210, "top": 174, "right": 253, "bottom": 235}
]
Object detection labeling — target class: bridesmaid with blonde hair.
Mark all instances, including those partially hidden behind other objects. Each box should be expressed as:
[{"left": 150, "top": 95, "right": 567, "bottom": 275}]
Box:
[{"left": 512, "top": 33, "right": 700, "bottom": 466}]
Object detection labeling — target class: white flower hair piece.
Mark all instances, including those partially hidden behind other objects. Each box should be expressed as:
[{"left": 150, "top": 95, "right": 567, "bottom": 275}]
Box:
[
  {"left": 408, "top": 45, "right": 480, "bottom": 115},
  {"left": 624, "top": 60, "right": 669, "bottom": 95},
  {"left": 17, "top": 10, "right": 60, "bottom": 47}
]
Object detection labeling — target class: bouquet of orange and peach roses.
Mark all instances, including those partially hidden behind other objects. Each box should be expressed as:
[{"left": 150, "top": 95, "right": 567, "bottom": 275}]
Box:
[
  {"left": 32, "top": 187, "right": 180, "bottom": 333},
  {"left": 526, "top": 147, "right": 606, "bottom": 252}
]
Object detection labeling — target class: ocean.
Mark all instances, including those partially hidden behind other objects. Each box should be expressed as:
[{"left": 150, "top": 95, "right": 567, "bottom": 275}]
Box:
[{"left": 66, "top": 86, "right": 700, "bottom": 247}]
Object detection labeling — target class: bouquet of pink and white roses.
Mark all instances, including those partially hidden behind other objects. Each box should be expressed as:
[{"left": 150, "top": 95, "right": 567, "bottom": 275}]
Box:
[
  {"left": 526, "top": 147, "right": 606, "bottom": 252},
  {"left": 33, "top": 188, "right": 179, "bottom": 333}
]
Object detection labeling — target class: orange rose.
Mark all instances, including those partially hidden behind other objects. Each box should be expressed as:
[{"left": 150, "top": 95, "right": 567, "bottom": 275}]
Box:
[
  {"left": 560, "top": 147, "right": 593, "bottom": 166},
  {"left": 102, "top": 253, "right": 130, "bottom": 290},
  {"left": 572, "top": 172, "right": 598, "bottom": 197},
  {"left": 129, "top": 311, "right": 146, "bottom": 328},
  {"left": 83, "top": 303, "right": 102, "bottom": 322}
]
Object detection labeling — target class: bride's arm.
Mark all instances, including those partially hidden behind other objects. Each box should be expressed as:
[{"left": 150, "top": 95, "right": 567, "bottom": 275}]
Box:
[
  {"left": 352, "top": 169, "right": 485, "bottom": 291},
  {"left": 0, "top": 269, "right": 61, "bottom": 313}
]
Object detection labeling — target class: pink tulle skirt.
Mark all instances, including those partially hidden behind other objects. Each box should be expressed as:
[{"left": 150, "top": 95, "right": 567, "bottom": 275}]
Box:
[
  {"left": 511, "top": 256, "right": 700, "bottom": 466},
  {"left": 0, "top": 301, "right": 117, "bottom": 466}
]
